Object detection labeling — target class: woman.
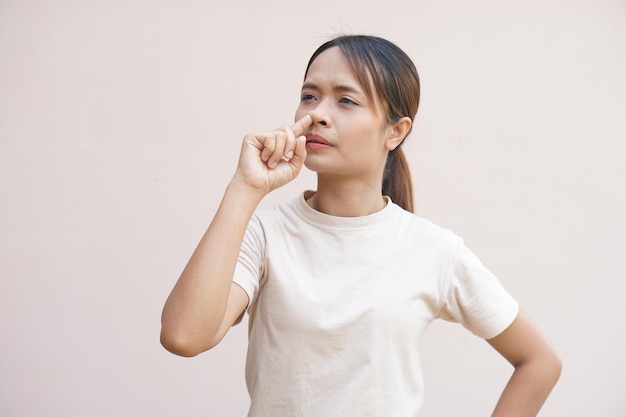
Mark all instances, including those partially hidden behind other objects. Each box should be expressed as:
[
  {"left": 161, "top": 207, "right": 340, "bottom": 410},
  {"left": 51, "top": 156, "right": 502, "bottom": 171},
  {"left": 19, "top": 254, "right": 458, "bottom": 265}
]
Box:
[{"left": 161, "top": 35, "right": 561, "bottom": 416}]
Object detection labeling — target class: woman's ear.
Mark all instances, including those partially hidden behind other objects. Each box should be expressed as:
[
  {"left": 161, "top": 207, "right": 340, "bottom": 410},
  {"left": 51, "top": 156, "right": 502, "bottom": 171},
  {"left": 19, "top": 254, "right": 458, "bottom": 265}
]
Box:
[{"left": 386, "top": 117, "right": 412, "bottom": 151}]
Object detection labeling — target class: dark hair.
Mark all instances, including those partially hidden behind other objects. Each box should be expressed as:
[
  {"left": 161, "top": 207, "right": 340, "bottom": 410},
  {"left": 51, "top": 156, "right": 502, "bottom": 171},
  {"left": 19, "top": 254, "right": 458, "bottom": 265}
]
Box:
[{"left": 305, "top": 35, "right": 420, "bottom": 212}]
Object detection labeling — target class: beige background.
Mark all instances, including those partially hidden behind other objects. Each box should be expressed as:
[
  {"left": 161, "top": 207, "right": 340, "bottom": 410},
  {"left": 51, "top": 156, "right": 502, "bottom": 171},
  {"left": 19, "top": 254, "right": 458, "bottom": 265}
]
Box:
[{"left": 1, "top": 0, "right": 625, "bottom": 416}]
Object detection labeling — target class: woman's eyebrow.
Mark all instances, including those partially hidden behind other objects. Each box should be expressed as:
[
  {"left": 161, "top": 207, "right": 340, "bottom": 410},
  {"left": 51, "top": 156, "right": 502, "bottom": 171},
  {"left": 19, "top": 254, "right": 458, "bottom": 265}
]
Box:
[
  {"left": 301, "top": 82, "right": 318, "bottom": 92},
  {"left": 301, "top": 82, "right": 362, "bottom": 95}
]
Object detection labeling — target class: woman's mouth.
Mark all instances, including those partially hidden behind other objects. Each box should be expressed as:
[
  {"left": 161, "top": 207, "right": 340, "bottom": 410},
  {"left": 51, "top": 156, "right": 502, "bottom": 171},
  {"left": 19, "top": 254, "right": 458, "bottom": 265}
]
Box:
[{"left": 306, "top": 133, "right": 332, "bottom": 149}]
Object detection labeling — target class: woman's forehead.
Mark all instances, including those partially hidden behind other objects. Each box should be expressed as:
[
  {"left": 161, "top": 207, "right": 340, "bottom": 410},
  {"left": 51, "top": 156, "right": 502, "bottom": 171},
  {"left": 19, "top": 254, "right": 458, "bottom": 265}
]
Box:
[
  {"left": 305, "top": 48, "right": 357, "bottom": 81},
  {"left": 304, "top": 47, "right": 376, "bottom": 99}
]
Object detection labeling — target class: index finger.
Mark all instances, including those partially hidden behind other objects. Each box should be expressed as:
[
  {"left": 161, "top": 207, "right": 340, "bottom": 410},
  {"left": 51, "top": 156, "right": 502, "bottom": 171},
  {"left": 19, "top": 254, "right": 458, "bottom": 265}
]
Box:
[{"left": 291, "top": 114, "right": 313, "bottom": 137}]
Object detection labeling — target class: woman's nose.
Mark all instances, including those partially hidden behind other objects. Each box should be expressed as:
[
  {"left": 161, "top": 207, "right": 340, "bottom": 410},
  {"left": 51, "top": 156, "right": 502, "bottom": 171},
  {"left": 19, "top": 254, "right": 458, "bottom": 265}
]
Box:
[{"left": 309, "top": 105, "right": 330, "bottom": 126}]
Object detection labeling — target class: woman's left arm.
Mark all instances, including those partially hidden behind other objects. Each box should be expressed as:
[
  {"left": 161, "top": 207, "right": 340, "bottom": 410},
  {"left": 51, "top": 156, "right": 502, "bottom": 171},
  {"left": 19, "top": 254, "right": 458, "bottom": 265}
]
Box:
[{"left": 487, "top": 309, "right": 562, "bottom": 417}]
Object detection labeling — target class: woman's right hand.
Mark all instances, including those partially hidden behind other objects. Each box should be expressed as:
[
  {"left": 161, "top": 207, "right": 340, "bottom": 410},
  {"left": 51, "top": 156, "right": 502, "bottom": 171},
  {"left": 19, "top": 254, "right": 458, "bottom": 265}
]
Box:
[{"left": 232, "top": 114, "right": 313, "bottom": 195}]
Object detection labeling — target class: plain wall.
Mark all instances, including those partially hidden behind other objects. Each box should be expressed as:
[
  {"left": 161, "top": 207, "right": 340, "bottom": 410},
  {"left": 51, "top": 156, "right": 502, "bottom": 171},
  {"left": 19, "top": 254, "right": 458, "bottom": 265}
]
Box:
[{"left": 1, "top": 0, "right": 625, "bottom": 416}]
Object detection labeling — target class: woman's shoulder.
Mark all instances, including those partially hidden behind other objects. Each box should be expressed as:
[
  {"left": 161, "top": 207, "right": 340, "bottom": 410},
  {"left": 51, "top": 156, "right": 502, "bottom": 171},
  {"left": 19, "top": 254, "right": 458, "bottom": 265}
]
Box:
[
  {"left": 391, "top": 205, "right": 465, "bottom": 250},
  {"left": 394, "top": 204, "right": 457, "bottom": 233},
  {"left": 246, "top": 194, "right": 306, "bottom": 234}
]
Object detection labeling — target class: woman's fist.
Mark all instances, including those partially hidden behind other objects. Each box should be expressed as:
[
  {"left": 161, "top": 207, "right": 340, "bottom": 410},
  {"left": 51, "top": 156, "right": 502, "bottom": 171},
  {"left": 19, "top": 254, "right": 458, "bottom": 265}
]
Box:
[{"left": 233, "top": 114, "right": 313, "bottom": 194}]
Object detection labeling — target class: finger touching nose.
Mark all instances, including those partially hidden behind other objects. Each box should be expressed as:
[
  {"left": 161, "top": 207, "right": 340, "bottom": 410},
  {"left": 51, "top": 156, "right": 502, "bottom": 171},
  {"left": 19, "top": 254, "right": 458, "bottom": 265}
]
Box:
[{"left": 291, "top": 114, "right": 313, "bottom": 137}]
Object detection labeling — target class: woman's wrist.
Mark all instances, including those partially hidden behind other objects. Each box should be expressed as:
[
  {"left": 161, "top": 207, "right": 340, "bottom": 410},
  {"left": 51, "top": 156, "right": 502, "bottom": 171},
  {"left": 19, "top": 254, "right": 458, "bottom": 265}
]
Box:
[{"left": 226, "top": 176, "right": 267, "bottom": 208}]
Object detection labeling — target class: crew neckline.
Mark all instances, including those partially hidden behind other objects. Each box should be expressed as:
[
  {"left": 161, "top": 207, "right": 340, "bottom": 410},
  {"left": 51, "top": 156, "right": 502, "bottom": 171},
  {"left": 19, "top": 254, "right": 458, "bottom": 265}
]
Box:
[{"left": 293, "top": 190, "right": 397, "bottom": 230}]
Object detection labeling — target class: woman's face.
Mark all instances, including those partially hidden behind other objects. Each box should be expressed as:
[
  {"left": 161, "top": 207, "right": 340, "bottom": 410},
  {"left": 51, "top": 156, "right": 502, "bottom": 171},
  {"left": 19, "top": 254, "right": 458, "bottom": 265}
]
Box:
[{"left": 295, "top": 47, "right": 395, "bottom": 181}]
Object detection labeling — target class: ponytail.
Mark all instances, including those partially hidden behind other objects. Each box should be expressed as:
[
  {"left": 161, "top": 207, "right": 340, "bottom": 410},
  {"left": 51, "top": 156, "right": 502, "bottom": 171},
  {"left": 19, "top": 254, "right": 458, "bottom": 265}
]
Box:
[{"left": 383, "top": 147, "right": 414, "bottom": 212}]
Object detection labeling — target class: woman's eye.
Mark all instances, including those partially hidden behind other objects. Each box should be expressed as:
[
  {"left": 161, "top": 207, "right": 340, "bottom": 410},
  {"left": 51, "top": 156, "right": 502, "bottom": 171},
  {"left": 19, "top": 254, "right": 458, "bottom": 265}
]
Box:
[
  {"left": 301, "top": 94, "right": 316, "bottom": 102},
  {"left": 339, "top": 97, "right": 357, "bottom": 105}
]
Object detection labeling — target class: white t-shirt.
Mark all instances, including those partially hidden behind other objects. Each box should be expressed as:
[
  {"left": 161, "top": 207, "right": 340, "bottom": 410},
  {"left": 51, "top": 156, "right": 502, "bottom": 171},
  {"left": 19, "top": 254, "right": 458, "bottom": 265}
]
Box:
[{"left": 233, "top": 192, "right": 519, "bottom": 417}]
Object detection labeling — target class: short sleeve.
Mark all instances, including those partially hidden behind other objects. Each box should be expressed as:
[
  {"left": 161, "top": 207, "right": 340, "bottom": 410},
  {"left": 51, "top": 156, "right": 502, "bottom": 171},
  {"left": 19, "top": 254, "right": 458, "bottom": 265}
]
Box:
[
  {"left": 437, "top": 237, "right": 519, "bottom": 339},
  {"left": 232, "top": 214, "right": 266, "bottom": 311}
]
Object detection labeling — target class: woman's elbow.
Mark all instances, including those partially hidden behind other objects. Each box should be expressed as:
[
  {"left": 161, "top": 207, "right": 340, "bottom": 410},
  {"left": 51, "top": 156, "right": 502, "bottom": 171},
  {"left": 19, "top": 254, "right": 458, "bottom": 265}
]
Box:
[
  {"left": 160, "top": 328, "right": 219, "bottom": 357},
  {"left": 524, "top": 344, "right": 563, "bottom": 387},
  {"left": 547, "top": 348, "right": 563, "bottom": 384}
]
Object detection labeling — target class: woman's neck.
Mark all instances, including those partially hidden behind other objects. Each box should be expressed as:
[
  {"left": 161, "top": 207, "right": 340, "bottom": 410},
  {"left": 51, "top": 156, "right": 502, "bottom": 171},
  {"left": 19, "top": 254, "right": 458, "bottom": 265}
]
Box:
[{"left": 308, "top": 175, "right": 386, "bottom": 217}]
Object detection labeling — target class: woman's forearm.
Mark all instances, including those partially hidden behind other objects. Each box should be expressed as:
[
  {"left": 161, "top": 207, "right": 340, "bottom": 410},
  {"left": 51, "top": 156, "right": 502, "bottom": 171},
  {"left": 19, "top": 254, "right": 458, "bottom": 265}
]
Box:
[{"left": 160, "top": 179, "right": 264, "bottom": 356}]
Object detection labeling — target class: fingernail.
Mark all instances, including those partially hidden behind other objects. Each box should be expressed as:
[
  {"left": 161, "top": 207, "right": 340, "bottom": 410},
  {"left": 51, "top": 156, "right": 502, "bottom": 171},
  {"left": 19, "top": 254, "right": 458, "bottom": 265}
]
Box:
[{"left": 285, "top": 150, "right": 294, "bottom": 159}]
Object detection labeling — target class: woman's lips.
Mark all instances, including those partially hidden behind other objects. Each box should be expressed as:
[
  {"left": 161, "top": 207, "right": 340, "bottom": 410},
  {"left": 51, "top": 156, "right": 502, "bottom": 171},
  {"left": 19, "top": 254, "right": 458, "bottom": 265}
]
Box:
[{"left": 305, "top": 133, "right": 332, "bottom": 149}]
